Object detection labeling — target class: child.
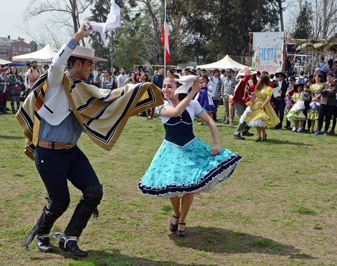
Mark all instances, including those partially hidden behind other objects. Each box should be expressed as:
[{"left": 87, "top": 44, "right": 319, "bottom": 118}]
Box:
[
  {"left": 301, "top": 85, "right": 311, "bottom": 132},
  {"left": 286, "top": 84, "right": 307, "bottom": 132},
  {"left": 285, "top": 76, "right": 297, "bottom": 129}
]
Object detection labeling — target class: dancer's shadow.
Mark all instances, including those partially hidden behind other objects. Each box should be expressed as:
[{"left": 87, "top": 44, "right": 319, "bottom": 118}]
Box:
[
  {"left": 30, "top": 248, "right": 210, "bottom": 265},
  {"left": 250, "top": 139, "right": 313, "bottom": 146},
  {"left": 0, "top": 135, "right": 25, "bottom": 140},
  {"left": 169, "top": 226, "right": 313, "bottom": 259}
]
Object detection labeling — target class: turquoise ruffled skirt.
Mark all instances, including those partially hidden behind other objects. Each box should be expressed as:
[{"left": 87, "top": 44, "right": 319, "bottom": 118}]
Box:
[{"left": 138, "top": 138, "right": 241, "bottom": 198}]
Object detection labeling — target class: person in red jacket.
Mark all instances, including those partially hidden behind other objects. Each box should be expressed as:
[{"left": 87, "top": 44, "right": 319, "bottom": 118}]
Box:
[{"left": 230, "top": 68, "right": 256, "bottom": 140}]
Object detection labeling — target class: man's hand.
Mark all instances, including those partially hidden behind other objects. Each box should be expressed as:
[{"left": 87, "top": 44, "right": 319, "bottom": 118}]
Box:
[{"left": 73, "top": 22, "right": 93, "bottom": 43}]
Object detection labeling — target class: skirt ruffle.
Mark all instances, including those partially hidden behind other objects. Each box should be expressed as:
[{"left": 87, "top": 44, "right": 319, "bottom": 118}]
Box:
[
  {"left": 246, "top": 119, "right": 267, "bottom": 128},
  {"left": 138, "top": 138, "right": 241, "bottom": 198}
]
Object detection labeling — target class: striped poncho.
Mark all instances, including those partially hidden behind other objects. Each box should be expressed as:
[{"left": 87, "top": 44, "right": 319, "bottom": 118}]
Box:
[{"left": 16, "top": 71, "right": 164, "bottom": 160}]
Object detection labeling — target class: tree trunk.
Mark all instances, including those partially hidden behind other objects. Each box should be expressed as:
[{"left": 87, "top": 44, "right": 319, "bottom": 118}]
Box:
[
  {"left": 277, "top": 0, "right": 284, "bottom": 32},
  {"left": 321, "top": 0, "right": 327, "bottom": 38}
]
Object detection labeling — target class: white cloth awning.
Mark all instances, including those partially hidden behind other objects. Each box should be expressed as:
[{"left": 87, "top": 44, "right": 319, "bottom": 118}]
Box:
[
  {"left": 197, "top": 55, "right": 247, "bottom": 72},
  {"left": 0, "top": 58, "right": 12, "bottom": 65},
  {"left": 12, "top": 44, "right": 58, "bottom": 62}
]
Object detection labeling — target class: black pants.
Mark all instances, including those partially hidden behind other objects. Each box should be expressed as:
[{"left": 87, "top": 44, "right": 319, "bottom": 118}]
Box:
[
  {"left": 212, "top": 98, "right": 222, "bottom": 120},
  {"left": 34, "top": 145, "right": 101, "bottom": 204},
  {"left": 273, "top": 99, "right": 285, "bottom": 128},
  {"left": 331, "top": 106, "right": 337, "bottom": 130},
  {"left": 317, "top": 104, "right": 335, "bottom": 132}
]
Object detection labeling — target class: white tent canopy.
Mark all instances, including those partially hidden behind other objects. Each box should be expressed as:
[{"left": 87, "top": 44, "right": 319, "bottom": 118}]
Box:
[
  {"left": 12, "top": 43, "right": 58, "bottom": 62},
  {"left": 197, "top": 55, "right": 247, "bottom": 71},
  {"left": 0, "top": 58, "right": 12, "bottom": 65}
]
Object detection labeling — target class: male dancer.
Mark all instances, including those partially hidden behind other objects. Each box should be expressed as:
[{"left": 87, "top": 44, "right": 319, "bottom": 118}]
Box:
[{"left": 18, "top": 22, "right": 162, "bottom": 256}]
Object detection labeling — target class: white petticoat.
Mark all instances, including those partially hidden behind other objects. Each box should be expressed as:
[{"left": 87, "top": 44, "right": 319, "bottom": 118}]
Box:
[{"left": 246, "top": 119, "right": 267, "bottom": 128}]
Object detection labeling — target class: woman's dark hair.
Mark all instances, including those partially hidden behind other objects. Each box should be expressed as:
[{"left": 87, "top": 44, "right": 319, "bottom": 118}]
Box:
[
  {"left": 305, "top": 78, "right": 312, "bottom": 84},
  {"left": 255, "top": 74, "right": 270, "bottom": 92},
  {"left": 167, "top": 69, "right": 174, "bottom": 75},
  {"left": 67, "top": 56, "right": 87, "bottom": 69},
  {"left": 10, "top": 66, "right": 18, "bottom": 78},
  {"left": 251, "top": 74, "right": 258, "bottom": 85},
  {"left": 315, "top": 73, "right": 323, "bottom": 83},
  {"left": 105, "top": 69, "right": 112, "bottom": 76},
  {"left": 201, "top": 74, "right": 209, "bottom": 82},
  {"left": 144, "top": 73, "right": 150, "bottom": 82}
]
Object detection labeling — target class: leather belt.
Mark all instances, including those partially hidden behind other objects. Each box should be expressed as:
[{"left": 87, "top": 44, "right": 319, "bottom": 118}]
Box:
[{"left": 38, "top": 140, "right": 76, "bottom": 150}]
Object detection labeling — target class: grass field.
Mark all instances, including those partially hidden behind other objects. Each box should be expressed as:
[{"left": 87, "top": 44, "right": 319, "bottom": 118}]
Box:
[{"left": 0, "top": 107, "right": 337, "bottom": 266}]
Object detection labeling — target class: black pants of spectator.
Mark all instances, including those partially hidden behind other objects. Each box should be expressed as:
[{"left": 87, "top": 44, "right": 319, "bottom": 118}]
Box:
[
  {"left": 331, "top": 106, "right": 337, "bottom": 131},
  {"left": 34, "top": 145, "right": 103, "bottom": 237},
  {"left": 317, "top": 104, "right": 335, "bottom": 132},
  {"left": 212, "top": 98, "right": 221, "bottom": 121},
  {"left": 273, "top": 99, "right": 285, "bottom": 129}
]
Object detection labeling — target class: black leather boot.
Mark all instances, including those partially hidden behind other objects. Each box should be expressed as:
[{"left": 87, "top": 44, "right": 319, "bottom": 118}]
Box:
[
  {"left": 36, "top": 235, "right": 53, "bottom": 252},
  {"left": 64, "top": 185, "right": 103, "bottom": 237},
  {"left": 22, "top": 198, "right": 68, "bottom": 250},
  {"left": 59, "top": 235, "right": 88, "bottom": 257},
  {"left": 35, "top": 199, "right": 69, "bottom": 252}
]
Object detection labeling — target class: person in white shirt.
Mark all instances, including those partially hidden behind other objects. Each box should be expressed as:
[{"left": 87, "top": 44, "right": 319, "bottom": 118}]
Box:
[{"left": 117, "top": 67, "right": 128, "bottom": 87}]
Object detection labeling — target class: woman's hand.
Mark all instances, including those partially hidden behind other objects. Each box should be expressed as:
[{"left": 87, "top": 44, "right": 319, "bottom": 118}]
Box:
[
  {"left": 211, "top": 144, "right": 220, "bottom": 156},
  {"left": 191, "top": 77, "right": 202, "bottom": 94}
]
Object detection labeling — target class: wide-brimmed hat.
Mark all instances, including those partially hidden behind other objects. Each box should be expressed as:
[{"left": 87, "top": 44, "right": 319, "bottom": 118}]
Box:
[
  {"left": 237, "top": 68, "right": 257, "bottom": 77},
  {"left": 275, "top": 72, "right": 286, "bottom": 78},
  {"left": 188, "top": 68, "right": 197, "bottom": 75},
  {"left": 71, "top": 46, "right": 108, "bottom": 61}
]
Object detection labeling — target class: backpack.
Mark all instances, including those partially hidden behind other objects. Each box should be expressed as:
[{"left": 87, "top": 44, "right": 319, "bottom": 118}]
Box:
[{"left": 297, "top": 77, "right": 305, "bottom": 85}]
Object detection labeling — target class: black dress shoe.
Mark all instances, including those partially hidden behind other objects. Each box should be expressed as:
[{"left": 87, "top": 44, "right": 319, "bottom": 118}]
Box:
[
  {"left": 59, "top": 235, "right": 88, "bottom": 257},
  {"left": 233, "top": 134, "right": 245, "bottom": 140},
  {"left": 177, "top": 223, "right": 186, "bottom": 237},
  {"left": 169, "top": 215, "right": 179, "bottom": 232},
  {"left": 36, "top": 235, "right": 53, "bottom": 252},
  {"left": 242, "top": 131, "right": 254, "bottom": 137}
]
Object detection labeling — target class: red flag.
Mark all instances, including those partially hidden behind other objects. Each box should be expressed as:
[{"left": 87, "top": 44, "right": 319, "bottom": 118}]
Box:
[{"left": 161, "top": 6, "right": 170, "bottom": 62}]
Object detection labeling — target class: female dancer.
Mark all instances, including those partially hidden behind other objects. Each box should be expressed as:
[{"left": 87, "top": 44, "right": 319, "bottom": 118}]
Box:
[
  {"left": 196, "top": 75, "right": 215, "bottom": 125},
  {"left": 309, "top": 74, "right": 323, "bottom": 133},
  {"left": 138, "top": 75, "right": 241, "bottom": 237},
  {"left": 244, "top": 74, "right": 280, "bottom": 141}
]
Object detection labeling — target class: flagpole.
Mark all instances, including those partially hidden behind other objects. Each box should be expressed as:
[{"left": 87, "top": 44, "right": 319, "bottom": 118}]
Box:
[{"left": 164, "top": 0, "right": 167, "bottom": 76}]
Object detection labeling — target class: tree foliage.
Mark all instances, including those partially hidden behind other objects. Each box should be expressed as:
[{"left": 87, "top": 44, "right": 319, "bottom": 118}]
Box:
[
  {"left": 89, "top": 0, "right": 281, "bottom": 69},
  {"left": 294, "top": 1, "right": 312, "bottom": 39}
]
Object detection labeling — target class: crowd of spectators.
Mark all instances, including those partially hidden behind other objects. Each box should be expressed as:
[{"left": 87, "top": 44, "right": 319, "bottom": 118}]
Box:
[{"left": 1, "top": 59, "right": 336, "bottom": 137}]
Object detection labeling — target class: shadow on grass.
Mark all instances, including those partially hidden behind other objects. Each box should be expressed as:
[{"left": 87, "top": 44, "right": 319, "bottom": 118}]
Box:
[
  {"left": 0, "top": 134, "right": 26, "bottom": 139},
  {"left": 29, "top": 249, "right": 210, "bottom": 265},
  {"left": 169, "top": 226, "right": 313, "bottom": 259},
  {"left": 247, "top": 138, "right": 314, "bottom": 146}
]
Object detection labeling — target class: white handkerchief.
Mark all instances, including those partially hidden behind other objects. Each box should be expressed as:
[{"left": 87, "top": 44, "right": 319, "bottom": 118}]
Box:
[
  {"left": 273, "top": 87, "right": 281, "bottom": 98},
  {"left": 174, "top": 76, "right": 198, "bottom": 95},
  {"left": 90, "top": 0, "right": 121, "bottom": 43}
]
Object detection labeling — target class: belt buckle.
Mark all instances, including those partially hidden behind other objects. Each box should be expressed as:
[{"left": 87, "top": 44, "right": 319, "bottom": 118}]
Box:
[{"left": 65, "top": 144, "right": 73, "bottom": 149}]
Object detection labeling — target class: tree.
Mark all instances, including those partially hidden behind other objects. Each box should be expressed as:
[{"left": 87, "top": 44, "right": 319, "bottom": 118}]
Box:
[
  {"left": 29, "top": 41, "right": 38, "bottom": 52},
  {"left": 24, "top": 0, "right": 94, "bottom": 46},
  {"left": 294, "top": 1, "right": 313, "bottom": 39}
]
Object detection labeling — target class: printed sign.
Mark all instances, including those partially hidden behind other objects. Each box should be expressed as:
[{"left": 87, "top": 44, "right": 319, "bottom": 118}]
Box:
[{"left": 252, "top": 32, "right": 284, "bottom": 73}]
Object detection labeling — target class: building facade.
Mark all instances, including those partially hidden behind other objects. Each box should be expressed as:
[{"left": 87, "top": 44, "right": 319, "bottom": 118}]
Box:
[{"left": 0, "top": 36, "right": 33, "bottom": 61}]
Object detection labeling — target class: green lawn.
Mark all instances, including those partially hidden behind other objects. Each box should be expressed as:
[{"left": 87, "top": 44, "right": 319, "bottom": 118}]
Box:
[{"left": 0, "top": 107, "right": 336, "bottom": 266}]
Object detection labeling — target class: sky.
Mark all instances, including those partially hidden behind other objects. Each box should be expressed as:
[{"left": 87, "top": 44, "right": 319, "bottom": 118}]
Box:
[
  {"left": 1, "top": 0, "right": 294, "bottom": 46},
  {"left": 0, "top": 1, "right": 33, "bottom": 42}
]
